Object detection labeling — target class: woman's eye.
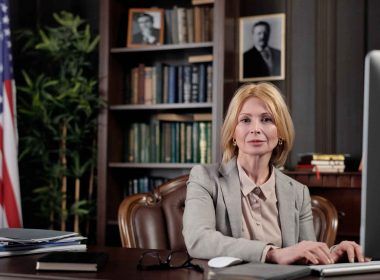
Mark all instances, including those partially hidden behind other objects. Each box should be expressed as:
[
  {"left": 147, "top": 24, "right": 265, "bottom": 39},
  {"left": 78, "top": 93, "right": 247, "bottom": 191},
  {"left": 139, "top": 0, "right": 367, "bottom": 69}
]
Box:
[
  {"left": 262, "top": 116, "right": 273, "bottom": 123},
  {"left": 240, "top": 118, "right": 250, "bottom": 123}
]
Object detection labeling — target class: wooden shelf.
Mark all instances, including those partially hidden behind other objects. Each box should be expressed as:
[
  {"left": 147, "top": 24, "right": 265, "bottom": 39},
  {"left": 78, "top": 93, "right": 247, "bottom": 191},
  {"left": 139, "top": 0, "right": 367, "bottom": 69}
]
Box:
[
  {"left": 98, "top": 0, "right": 227, "bottom": 246},
  {"left": 110, "top": 103, "right": 213, "bottom": 111},
  {"left": 111, "top": 42, "right": 213, "bottom": 53},
  {"left": 109, "top": 162, "right": 196, "bottom": 169}
]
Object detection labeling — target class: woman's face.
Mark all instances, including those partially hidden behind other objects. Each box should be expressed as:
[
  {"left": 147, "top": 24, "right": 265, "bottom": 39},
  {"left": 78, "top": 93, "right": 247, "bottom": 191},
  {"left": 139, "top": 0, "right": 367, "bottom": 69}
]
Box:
[{"left": 234, "top": 97, "right": 279, "bottom": 160}]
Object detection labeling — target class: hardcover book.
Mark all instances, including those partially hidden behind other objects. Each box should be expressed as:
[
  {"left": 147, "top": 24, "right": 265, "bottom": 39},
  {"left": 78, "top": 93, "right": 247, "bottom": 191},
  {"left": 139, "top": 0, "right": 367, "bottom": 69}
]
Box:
[{"left": 36, "top": 251, "right": 108, "bottom": 272}]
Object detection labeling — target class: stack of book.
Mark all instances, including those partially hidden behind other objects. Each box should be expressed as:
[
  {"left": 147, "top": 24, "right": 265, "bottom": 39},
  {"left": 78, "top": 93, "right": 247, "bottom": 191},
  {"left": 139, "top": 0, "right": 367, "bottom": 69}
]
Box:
[
  {"left": 296, "top": 153, "right": 346, "bottom": 173},
  {"left": 0, "top": 228, "right": 86, "bottom": 257}
]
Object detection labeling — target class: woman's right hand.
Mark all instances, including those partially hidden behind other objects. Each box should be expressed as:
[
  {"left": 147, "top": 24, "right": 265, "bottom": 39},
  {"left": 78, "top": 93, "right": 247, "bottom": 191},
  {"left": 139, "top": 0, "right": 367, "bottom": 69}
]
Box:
[{"left": 266, "top": 241, "right": 334, "bottom": 265}]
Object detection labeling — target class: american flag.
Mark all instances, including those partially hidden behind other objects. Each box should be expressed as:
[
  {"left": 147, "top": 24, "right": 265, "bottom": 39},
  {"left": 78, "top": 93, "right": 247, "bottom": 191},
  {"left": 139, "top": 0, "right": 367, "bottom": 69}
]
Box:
[{"left": 0, "top": 0, "right": 22, "bottom": 227}]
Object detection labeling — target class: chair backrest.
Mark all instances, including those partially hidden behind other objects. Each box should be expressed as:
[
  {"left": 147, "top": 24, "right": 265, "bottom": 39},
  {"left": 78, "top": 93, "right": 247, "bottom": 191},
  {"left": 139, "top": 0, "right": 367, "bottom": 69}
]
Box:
[
  {"left": 118, "top": 175, "right": 188, "bottom": 250},
  {"left": 118, "top": 176, "right": 338, "bottom": 249},
  {"left": 310, "top": 195, "right": 338, "bottom": 247}
]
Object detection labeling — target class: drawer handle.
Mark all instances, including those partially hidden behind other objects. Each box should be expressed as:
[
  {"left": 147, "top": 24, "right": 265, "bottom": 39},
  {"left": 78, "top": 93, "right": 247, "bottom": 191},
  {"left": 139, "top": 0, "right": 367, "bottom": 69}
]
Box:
[{"left": 338, "top": 211, "right": 346, "bottom": 218}]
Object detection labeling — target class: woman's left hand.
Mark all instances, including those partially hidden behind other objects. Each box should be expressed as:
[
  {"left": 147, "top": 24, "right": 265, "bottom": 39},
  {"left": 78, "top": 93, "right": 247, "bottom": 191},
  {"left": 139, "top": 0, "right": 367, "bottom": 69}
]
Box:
[{"left": 330, "top": 241, "right": 366, "bottom": 263}]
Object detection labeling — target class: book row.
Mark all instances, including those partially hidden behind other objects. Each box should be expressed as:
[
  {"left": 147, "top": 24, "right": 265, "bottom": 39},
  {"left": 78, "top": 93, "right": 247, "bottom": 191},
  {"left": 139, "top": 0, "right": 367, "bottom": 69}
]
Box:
[
  {"left": 125, "top": 118, "right": 212, "bottom": 164},
  {"left": 164, "top": 6, "right": 213, "bottom": 44},
  {"left": 126, "top": 62, "right": 213, "bottom": 105},
  {"left": 123, "top": 176, "right": 167, "bottom": 197}
]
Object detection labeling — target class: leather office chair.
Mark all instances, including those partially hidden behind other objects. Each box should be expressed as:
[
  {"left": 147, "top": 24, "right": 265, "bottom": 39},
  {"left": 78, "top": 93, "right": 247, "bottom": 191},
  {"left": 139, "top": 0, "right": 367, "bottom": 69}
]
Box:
[
  {"left": 118, "top": 175, "right": 338, "bottom": 249},
  {"left": 118, "top": 175, "right": 188, "bottom": 250},
  {"left": 310, "top": 195, "right": 338, "bottom": 248}
]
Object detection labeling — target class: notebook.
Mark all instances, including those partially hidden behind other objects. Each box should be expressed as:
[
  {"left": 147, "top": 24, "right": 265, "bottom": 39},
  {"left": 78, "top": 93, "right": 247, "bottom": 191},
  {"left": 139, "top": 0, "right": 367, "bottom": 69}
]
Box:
[
  {"left": 36, "top": 251, "right": 108, "bottom": 272},
  {"left": 208, "top": 263, "right": 310, "bottom": 280},
  {"left": 310, "top": 261, "right": 380, "bottom": 277}
]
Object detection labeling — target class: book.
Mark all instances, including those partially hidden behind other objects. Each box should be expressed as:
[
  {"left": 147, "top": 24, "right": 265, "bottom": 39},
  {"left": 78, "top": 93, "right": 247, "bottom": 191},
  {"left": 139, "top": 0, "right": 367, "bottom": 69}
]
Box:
[
  {"left": 177, "top": 7, "right": 187, "bottom": 44},
  {"left": 198, "top": 63, "right": 206, "bottom": 102},
  {"left": 183, "top": 65, "right": 192, "bottom": 103},
  {"left": 154, "top": 113, "right": 212, "bottom": 122},
  {"left": 299, "top": 153, "right": 346, "bottom": 163},
  {"left": 192, "top": 0, "right": 214, "bottom": 5},
  {"left": 171, "top": 7, "right": 179, "bottom": 44},
  {"left": 144, "top": 67, "right": 153, "bottom": 104},
  {"left": 164, "top": 9, "right": 173, "bottom": 44},
  {"left": 310, "top": 160, "right": 345, "bottom": 166},
  {"left": 191, "top": 64, "right": 199, "bottom": 102},
  {"left": 137, "top": 64, "right": 145, "bottom": 104},
  {"left": 206, "top": 64, "right": 213, "bottom": 102},
  {"left": 188, "top": 54, "right": 213, "bottom": 63},
  {"left": 193, "top": 6, "right": 202, "bottom": 42},
  {"left": 153, "top": 62, "right": 163, "bottom": 104},
  {"left": 186, "top": 8, "right": 194, "bottom": 43},
  {"left": 36, "top": 251, "right": 108, "bottom": 272},
  {"left": 312, "top": 165, "right": 345, "bottom": 173},
  {"left": 168, "top": 65, "right": 177, "bottom": 103},
  {"left": 177, "top": 65, "right": 184, "bottom": 103},
  {"left": 131, "top": 67, "right": 139, "bottom": 104}
]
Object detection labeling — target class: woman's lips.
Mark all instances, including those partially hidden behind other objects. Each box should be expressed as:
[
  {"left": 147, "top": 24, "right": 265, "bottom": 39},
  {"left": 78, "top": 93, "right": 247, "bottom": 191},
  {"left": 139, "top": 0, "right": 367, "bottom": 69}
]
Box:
[{"left": 248, "top": 140, "right": 265, "bottom": 143}]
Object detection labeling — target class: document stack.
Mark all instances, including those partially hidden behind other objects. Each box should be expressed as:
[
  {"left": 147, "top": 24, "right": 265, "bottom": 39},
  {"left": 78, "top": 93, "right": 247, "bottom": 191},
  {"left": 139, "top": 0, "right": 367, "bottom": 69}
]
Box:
[
  {"left": 296, "top": 153, "right": 346, "bottom": 173},
  {"left": 0, "top": 228, "right": 86, "bottom": 257}
]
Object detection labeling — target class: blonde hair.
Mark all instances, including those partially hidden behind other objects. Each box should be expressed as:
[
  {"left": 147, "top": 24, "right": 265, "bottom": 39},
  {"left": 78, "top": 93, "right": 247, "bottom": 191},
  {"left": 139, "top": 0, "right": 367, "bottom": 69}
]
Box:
[{"left": 221, "top": 82, "right": 294, "bottom": 167}]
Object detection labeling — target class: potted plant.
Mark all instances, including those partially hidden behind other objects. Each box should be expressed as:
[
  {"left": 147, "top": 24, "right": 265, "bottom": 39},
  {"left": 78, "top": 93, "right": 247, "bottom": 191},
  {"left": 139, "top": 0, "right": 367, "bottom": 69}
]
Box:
[{"left": 16, "top": 11, "right": 102, "bottom": 234}]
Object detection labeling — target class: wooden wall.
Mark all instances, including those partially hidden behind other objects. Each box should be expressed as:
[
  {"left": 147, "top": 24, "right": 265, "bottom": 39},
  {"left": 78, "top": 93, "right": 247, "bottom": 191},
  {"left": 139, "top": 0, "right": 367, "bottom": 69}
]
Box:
[{"left": 235, "top": 0, "right": 380, "bottom": 166}]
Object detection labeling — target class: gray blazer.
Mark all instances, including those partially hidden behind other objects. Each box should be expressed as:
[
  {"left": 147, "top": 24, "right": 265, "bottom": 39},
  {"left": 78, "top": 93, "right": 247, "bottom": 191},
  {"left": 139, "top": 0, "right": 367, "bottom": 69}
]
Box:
[{"left": 182, "top": 157, "right": 316, "bottom": 262}]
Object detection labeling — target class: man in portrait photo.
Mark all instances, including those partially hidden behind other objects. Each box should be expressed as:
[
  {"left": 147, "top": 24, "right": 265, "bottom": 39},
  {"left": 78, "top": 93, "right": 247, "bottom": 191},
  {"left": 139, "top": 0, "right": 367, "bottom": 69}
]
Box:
[
  {"left": 243, "top": 21, "right": 281, "bottom": 78},
  {"left": 132, "top": 13, "right": 160, "bottom": 45}
]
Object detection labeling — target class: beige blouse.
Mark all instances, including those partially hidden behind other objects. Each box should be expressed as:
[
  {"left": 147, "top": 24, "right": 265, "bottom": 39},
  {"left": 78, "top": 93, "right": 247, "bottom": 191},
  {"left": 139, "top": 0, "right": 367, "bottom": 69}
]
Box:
[{"left": 237, "top": 162, "right": 282, "bottom": 262}]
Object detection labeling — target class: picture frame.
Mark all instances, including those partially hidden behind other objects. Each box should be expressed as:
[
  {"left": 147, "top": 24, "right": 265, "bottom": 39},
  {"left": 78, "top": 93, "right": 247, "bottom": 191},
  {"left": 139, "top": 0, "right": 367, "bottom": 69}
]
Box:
[
  {"left": 127, "top": 8, "right": 164, "bottom": 48},
  {"left": 239, "top": 13, "right": 285, "bottom": 82}
]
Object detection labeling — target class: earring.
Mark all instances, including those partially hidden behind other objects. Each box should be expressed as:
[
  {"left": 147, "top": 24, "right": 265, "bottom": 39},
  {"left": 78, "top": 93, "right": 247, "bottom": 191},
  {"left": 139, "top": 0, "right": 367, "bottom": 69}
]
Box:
[
  {"left": 232, "top": 139, "right": 237, "bottom": 146},
  {"left": 278, "top": 138, "right": 283, "bottom": 146}
]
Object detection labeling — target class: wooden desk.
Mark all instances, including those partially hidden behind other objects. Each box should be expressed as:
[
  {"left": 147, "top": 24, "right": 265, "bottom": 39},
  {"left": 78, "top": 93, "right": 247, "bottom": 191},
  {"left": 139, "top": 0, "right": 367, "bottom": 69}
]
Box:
[
  {"left": 0, "top": 247, "right": 377, "bottom": 280},
  {"left": 0, "top": 247, "right": 207, "bottom": 280}
]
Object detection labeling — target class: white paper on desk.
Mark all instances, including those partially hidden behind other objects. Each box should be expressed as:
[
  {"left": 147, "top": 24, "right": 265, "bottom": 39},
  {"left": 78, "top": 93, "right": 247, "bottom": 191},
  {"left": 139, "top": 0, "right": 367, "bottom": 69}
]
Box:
[
  {"left": 0, "top": 228, "right": 79, "bottom": 244},
  {"left": 310, "top": 261, "right": 380, "bottom": 277}
]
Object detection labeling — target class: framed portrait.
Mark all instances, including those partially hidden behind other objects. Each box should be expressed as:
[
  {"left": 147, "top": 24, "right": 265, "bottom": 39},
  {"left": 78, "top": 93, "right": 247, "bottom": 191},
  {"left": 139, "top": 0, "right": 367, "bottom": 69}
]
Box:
[
  {"left": 239, "top": 13, "right": 285, "bottom": 82},
  {"left": 127, "top": 8, "right": 164, "bottom": 48}
]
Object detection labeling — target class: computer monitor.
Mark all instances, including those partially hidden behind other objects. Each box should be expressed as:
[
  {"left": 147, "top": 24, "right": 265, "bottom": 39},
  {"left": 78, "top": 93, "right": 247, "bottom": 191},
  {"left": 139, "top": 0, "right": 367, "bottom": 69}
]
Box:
[{"left": 360, "top": 50, "right": 380, "bottom": 259}]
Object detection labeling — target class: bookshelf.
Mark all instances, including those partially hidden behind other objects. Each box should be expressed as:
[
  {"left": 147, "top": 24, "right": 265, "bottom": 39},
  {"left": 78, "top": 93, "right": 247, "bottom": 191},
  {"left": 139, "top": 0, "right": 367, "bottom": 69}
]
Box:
[{"left": 97, "top": 0, "right": 228, "bottom": 245}]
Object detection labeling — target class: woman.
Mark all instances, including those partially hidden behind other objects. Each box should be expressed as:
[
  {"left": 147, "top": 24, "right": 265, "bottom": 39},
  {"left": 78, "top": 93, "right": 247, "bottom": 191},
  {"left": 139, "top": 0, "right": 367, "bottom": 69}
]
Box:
[{"left": 183, "top": 82, "right": 364, "bottom": 265}]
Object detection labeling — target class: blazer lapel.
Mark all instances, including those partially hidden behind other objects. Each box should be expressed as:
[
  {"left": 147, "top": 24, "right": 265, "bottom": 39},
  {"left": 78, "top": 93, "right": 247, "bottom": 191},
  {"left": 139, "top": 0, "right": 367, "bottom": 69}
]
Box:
[
  {"left": 218, "top": 158, "right": 243, "bottom": 238},
  {"left": 275, "top": 169, "right": 296, "bottom": 247}
]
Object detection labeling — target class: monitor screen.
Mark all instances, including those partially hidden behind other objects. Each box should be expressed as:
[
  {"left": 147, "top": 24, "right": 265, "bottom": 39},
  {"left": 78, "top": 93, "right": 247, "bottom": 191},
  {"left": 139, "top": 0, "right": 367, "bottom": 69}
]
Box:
[{"left": 360, "top": 50, "right": 380, "bottom": 259}]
